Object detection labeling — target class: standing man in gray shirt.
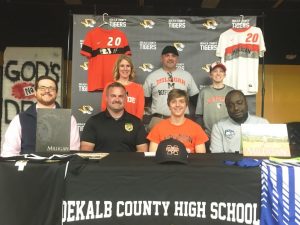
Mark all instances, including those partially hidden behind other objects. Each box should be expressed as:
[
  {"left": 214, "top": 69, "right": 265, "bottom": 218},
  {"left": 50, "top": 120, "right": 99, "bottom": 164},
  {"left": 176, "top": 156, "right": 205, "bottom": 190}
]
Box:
[
  {"left": 210, "top": 90, "right": 269, "bottom": 153},
  {"left": 143, "top": 45, "right": 199, "bottom": 130},
  {"left": 195, "top": 61, "right": 234, "bottom": 137}
]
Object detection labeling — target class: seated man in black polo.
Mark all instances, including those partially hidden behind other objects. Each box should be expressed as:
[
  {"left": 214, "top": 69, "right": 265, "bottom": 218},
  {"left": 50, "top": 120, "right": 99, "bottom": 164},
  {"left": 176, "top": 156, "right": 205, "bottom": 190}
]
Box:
[{"left": 80, "top": 82, "right": 148, "bottom": 152}]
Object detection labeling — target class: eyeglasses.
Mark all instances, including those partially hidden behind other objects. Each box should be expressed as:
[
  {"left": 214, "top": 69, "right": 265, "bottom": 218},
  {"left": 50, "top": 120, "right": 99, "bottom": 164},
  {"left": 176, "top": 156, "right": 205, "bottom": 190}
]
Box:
[{"left": 37, "top": 86, "right": 56, "bottom": 92}]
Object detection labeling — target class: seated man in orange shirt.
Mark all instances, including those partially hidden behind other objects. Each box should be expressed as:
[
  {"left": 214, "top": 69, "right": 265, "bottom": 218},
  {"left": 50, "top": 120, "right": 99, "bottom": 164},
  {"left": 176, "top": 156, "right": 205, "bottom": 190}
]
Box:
[{"left": 147, "top": 89, "right": 208, "bottom": 153}]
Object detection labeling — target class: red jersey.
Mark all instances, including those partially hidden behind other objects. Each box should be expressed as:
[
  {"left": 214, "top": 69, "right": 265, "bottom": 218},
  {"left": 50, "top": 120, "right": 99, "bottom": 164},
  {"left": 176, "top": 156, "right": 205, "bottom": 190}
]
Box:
[{"left": 80, "top": 28, "right": 131, "bottom": 91}]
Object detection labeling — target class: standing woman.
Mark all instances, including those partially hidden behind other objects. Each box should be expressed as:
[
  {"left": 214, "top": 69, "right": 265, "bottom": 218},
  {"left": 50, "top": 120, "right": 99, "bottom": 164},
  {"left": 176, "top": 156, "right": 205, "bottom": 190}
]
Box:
[{"left": 101, "top": 54, "right": 145, "bottom": 119}]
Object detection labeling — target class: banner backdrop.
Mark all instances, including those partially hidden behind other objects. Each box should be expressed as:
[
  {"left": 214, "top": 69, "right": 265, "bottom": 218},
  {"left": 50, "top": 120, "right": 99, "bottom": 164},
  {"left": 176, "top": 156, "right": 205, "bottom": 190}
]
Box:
[
  {"left": 1, "top": 47, "right": 63, "bottom": 148},
  {"left": 71, "top": 15, "right": 257, "bottom": 132}
]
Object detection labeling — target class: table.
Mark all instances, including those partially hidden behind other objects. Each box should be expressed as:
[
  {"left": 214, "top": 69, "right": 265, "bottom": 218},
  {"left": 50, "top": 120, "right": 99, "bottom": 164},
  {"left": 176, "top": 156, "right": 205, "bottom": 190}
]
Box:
[{"left": 0, "top": 153, "right": 261, "bottom": 225}]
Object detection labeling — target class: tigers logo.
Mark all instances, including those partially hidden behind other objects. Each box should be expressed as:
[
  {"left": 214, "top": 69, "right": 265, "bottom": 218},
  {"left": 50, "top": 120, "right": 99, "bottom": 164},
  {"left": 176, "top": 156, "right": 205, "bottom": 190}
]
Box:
[
  {"left": 124, "top": 123, "right": 133, "bottom": 132},
  {"left": 80, "top": 62, "right": 88, "bottom": 71},
  {"left": 202, "top": 64, "right": 211, "bottom": 73},
  {"left": 173, "top": 43, "right": 185, "bottom": 52},
  {"left": 78, "top": 105, "right": 93, "bottom": 114},
  {"left": 81, "top": 18, "right": 96, "bottom": 28},
  {"left": 140, "top": 20, "right": 155, "bottom": 29},
  {"left": 166, "top": 145, "right": 179, "bottom": 156},
  {"left": 139, "top": 63, "right": 154, "bottom": 72},
  {"left": 203, "top": 19, "right": 218, "bottom": 30}
]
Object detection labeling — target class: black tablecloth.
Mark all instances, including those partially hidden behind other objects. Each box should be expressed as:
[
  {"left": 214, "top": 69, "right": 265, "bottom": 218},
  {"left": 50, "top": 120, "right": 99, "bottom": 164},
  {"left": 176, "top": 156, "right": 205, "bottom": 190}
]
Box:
[
  {"left": 0, "top": 153, "right": 261, "bottom": 225},
  {"left": 0, "top": 160, "right": 67, "bottom": 225},
  {"left": 64, "top": 153, "right": 261, "bottom": 225}
]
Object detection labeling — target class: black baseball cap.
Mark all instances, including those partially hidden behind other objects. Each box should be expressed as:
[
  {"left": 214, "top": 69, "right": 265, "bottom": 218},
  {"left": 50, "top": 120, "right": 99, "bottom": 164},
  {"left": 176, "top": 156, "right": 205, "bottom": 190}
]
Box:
[
  {"left": 155, "top": 138, "right": 188, "bottom": 164},
  {"left": 161, "top": 45, "right": 179, "bottom": 56}
]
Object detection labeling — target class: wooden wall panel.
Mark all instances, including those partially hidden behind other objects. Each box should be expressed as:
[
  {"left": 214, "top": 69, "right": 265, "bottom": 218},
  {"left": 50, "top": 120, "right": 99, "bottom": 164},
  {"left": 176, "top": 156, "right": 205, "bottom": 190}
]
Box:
[{"left": 257, "top": 65, "right": 300, "bottom": 123}]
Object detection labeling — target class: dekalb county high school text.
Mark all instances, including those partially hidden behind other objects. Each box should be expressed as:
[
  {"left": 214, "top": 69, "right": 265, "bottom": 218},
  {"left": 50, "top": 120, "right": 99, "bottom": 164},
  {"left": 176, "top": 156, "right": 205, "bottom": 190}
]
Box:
[{"left": 62, "top": 200, "right": 259, "bottom": 224}]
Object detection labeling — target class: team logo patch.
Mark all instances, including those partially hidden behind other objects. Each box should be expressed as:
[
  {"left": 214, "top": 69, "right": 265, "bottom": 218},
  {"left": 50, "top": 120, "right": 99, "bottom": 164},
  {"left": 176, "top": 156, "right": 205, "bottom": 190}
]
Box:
[
  {"left": 166, "top": 144, "right": 180, "bottom": 156},
  {"left": 125, "top": 123, "right": 133, "bottom": 132},
  {"left": 224, "top": 129, "right": 235, "bottom": 139}
]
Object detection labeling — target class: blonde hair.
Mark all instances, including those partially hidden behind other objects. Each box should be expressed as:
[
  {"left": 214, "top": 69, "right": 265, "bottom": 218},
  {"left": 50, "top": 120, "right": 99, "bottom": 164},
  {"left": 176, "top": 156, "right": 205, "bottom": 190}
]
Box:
[{"left": 113, "top": 54, "right": 136, "bottom": 81}]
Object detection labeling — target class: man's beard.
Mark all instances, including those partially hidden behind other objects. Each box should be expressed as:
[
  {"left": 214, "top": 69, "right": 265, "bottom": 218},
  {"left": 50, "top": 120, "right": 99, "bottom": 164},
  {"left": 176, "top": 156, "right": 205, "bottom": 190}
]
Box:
[{"left": 36, "top": 94, "right": 56, "bottom": 106}]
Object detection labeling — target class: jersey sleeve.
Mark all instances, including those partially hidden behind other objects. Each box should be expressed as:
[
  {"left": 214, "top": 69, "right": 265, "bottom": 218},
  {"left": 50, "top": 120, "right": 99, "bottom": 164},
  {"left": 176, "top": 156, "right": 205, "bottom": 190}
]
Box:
[
  {"left": 216, "top": 31, "right": 226, "bottom": 60},
  {"left": 80, "top": 29, "right": 93, "bottom": 58},
  {"left": 119, "top": 31, "right": 132, "bottom": 56},
  {"left": 257, "top": 27, "right": 266, "bottom": 57}
]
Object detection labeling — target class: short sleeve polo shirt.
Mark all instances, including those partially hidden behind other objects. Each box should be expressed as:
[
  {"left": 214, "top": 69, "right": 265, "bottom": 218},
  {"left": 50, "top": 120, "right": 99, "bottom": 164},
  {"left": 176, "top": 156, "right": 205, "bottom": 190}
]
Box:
[{"left": 81, "top": 110, "right": 147, "bottom": 152}]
